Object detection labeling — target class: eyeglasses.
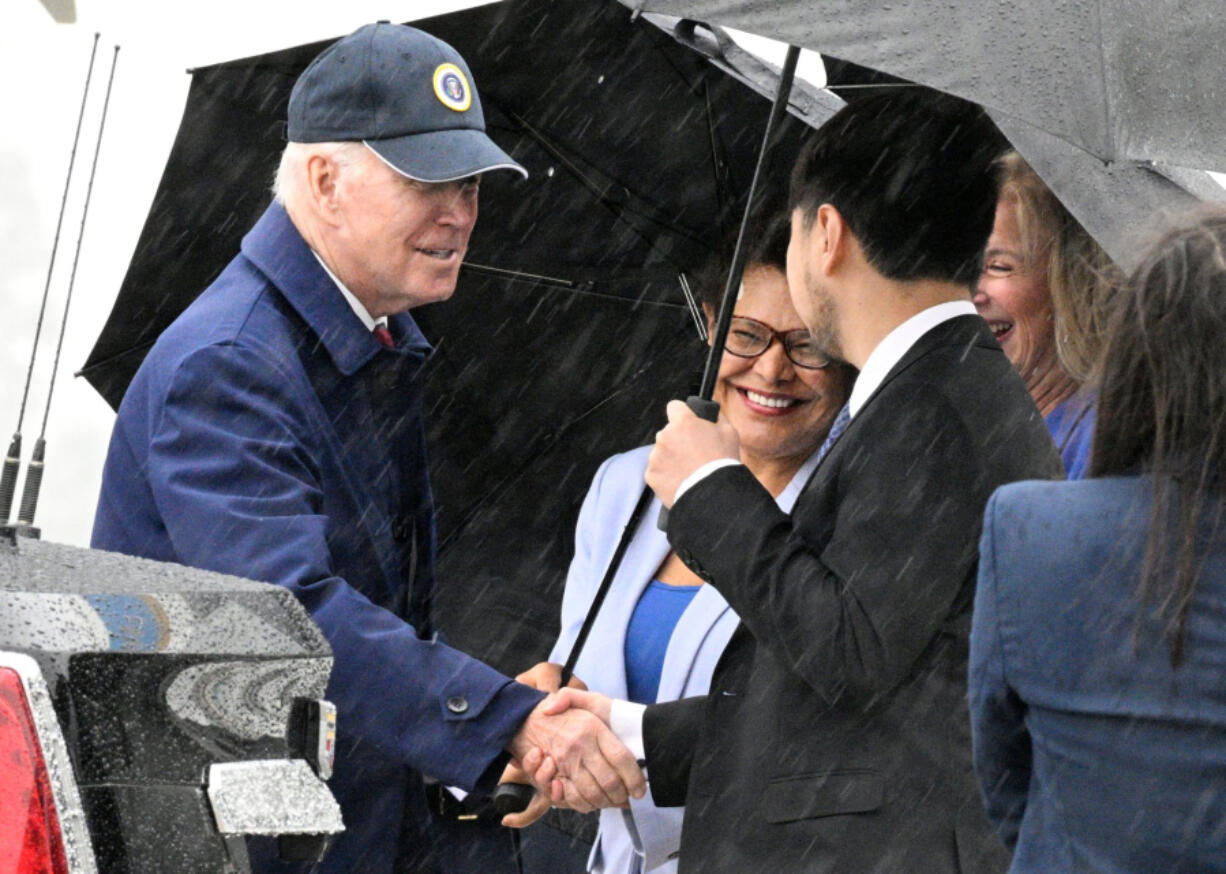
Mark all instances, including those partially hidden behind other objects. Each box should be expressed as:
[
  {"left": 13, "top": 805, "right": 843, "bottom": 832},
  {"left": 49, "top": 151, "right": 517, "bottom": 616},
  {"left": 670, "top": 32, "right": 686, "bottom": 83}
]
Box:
[{"left": 723, "top": 316, "right": 830, "bottom": 369}]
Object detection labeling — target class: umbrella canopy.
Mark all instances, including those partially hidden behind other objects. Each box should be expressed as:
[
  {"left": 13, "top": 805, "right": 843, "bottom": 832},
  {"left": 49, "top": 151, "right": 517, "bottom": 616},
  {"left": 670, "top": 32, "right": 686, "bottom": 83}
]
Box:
[
  {"left": 637, "top": 0, "right": 1225, "bottom": 270},
  {"left": 986, "top": 112, "right": 1223, "bottom": 269},
  {"left": 81, "top": 0, "right": 841, "bottom": 673},
  {"left": 628, "top": 0, "right": 1226, "bottom": 170}
]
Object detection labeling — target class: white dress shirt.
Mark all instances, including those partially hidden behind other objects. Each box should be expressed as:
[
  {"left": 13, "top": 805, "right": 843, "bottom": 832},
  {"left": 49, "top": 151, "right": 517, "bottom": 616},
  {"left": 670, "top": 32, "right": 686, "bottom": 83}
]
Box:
[
  {"left": 615, "top": 299, "right": 979, "bottom": 759},
  {"left": 312, "top": 250, "right": 388, "bottom": 331},
  {"left": 846, "top": 299, "right": 975, "bottom": 417}
]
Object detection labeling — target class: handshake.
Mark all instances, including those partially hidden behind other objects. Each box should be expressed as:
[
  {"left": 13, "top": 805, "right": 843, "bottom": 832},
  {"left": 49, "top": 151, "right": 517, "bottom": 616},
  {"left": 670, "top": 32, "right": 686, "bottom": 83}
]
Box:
[{"left": 502, "top": 662, "right": 643, "bottom": 827}]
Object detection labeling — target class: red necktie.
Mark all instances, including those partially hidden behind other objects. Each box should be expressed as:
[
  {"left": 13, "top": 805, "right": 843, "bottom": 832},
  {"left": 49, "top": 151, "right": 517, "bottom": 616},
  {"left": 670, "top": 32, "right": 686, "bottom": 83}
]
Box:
[{"left": 372, "top": 325, "right": 394, "bottom": 348}]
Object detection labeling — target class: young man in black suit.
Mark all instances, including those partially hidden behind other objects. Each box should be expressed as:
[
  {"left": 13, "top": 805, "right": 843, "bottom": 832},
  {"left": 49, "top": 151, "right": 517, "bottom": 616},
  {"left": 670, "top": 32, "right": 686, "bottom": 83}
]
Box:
[{"left": 526, "top": 91, "right": 1063, "bottom": 872}]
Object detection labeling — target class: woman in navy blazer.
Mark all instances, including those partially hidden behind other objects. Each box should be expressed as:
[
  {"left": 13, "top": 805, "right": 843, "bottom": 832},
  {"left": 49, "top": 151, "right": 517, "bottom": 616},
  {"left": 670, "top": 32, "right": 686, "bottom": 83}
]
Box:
[
  {"left": 970, "top": 205, "right": 1226, "bottom": 873},
  {"left": 507, "top": 216, "right": 854, "bottom": 873}
]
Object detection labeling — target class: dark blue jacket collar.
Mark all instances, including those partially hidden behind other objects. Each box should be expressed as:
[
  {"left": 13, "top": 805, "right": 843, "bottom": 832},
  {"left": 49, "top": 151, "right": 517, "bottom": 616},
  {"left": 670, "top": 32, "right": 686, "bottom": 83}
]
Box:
[{"left": 241, "top": 201, "right": 432, "bottom": 376}]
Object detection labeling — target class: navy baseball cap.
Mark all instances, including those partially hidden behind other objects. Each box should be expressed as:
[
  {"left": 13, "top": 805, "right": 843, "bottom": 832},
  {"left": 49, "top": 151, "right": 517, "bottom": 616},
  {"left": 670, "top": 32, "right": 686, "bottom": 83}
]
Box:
[{"left": 287, "top": 22, "right": 526, "bottom": 182}]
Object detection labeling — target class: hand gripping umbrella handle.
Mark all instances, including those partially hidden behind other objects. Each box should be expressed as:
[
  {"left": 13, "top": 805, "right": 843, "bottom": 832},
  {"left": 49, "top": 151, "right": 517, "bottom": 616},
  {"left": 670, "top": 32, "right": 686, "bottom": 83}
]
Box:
[
  {"left": 492, "top": 781, "right": 537, "bottom": 817},
  {"left": 656, "top": 396, "right": 721, "bottom": 531}
]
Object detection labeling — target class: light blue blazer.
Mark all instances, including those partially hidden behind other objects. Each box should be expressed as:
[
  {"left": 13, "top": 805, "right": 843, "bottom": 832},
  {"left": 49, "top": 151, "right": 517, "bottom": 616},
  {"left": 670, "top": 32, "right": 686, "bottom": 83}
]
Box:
[{"left": 550, "top": 446, "right": 820, "bottom": 874}]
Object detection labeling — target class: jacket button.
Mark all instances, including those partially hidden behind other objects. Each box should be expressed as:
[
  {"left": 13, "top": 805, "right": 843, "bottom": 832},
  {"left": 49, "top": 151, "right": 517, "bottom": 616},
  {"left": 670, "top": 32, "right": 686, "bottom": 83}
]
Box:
[{"left": 446, "top": 696, "right": 469, "bottom": 714}]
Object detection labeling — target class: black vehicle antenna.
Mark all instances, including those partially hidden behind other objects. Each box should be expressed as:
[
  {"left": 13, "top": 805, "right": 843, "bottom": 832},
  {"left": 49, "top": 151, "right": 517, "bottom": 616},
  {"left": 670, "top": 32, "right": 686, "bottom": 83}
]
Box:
[
  {"left": 1, "top": 33, "right": 100, "bottom": 525},
  {"left": 17, "top": 44, "right": 119, "bottom": 530}
]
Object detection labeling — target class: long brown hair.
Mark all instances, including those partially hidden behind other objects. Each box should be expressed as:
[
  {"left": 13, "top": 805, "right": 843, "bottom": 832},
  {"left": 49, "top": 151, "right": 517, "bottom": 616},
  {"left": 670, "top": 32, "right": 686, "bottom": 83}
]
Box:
[{"left": 1090, "top": 204, "right": 1226, "bottom": 665}]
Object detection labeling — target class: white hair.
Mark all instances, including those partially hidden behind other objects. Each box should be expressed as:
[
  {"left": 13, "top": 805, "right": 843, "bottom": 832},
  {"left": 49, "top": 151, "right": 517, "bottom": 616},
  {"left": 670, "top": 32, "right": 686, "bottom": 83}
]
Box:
[{"left": 271, "top": 140, "right": 369, "bottom": 205}]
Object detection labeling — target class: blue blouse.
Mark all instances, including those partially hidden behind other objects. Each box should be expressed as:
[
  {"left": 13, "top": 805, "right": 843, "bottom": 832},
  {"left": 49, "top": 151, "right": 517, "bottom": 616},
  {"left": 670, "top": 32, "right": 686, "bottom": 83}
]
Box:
[
  {"left": 1045, "top": 392, "right": 1095, "bottom": 480},
  {"left": 623, "top": 580, "right": 702, "bottom": 704}
]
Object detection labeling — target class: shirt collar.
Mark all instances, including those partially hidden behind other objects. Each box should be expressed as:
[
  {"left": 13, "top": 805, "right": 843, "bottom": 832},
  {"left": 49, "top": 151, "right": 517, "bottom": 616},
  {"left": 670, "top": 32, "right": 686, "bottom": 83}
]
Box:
[
  {"left": 776, "top": 447, "right": 823, "bottom": 511},
  {"left": 310, "top": 251, "right": 388, "bottom": 333},
  {"left": 847, "top": 300, "right": 977, "bottom": 417},
  {"left": 240, "top": 202, "right": 430, "bottom": 375}
]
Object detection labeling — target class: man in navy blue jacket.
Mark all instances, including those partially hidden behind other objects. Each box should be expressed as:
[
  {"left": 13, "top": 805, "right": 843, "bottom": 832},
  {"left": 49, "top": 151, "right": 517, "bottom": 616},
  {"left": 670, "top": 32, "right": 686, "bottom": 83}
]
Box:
[{"left": 92, "top": 22, "right": 642, "bottom": 873}]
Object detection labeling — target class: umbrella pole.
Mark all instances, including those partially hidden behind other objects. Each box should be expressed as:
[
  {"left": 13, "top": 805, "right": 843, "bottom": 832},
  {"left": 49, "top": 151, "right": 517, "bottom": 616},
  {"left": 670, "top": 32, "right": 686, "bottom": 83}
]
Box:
[
  {"left": 700, "top": 44, "right": 801, "bottom": 398},
  {"left": 657, "top": 44, "right": 800, "bottom": 530}
]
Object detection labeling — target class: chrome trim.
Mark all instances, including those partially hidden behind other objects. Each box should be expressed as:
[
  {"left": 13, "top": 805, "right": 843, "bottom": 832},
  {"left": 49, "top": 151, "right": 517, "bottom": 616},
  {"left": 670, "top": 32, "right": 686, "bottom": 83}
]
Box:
[
  {"left": 0, "top": 651, "right": 99, "bottom": 874},
  {"left": 206, "top": 759, "right": 344, "bottom": 836}
]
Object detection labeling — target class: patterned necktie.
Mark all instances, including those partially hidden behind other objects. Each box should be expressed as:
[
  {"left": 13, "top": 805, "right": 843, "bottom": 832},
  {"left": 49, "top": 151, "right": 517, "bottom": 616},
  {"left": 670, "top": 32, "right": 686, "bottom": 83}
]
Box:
[
  {"left": 816, "top": 402, "right": 851, "bottom": 462},
  {"left": 372, "top": 324, "right": 394, "bottom": 348}
]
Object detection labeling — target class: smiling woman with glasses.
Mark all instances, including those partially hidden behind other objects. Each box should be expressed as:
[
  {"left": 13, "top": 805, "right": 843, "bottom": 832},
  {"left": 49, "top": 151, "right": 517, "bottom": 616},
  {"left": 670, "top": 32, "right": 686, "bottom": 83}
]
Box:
[
  {"left": 690, "top": 216, "right": 853, "bottom": 479},
  {"left": 724, "top": 315, "right": 830, "bottom": 370},
  {"left": 504, "top": 212, "right": 856, "bottom": 874}
]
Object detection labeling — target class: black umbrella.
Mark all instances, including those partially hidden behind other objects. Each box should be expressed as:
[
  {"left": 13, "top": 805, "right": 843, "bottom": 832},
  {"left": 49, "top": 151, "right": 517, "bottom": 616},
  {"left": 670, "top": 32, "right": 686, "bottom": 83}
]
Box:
[{"left": 80, "top": 0, "right": 841, "bottom": 677}]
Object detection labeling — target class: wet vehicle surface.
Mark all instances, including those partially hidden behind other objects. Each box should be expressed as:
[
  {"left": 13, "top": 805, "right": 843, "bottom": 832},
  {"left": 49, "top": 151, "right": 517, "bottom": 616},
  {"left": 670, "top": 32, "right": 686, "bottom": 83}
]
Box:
[{"left": 1, "top": 528, "right": 342, "bottom": 873}]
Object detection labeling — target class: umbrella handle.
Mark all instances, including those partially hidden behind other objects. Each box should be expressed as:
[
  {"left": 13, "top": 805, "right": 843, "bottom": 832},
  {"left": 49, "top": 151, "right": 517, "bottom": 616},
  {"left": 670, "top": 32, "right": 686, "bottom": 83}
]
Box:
[
  {"left": 656, "top": 396, "right": 722, "bottom": 531},
  {"left": 492, "top": 781, "right": 537, "bottom": 817}
]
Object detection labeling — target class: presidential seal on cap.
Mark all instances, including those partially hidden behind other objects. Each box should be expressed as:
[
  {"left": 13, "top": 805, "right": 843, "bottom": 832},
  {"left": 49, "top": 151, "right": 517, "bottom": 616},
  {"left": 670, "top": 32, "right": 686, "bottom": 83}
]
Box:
[
  {"left": 433, "top": 63, "right": 471, "bottom": 112},
  {"left": 287, "top": 22, "right": 525, "bottom": 183}
]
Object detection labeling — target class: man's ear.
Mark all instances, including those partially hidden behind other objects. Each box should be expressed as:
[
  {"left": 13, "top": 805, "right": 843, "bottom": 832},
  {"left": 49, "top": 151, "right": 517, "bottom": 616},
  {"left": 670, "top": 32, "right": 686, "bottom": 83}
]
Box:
[
  {"left": 702, "top": 303, "right": 715, "bottom": 346},
  {"left": 305, "top": 152, "right": 343, "bottom": 227},
  {"left": 816, "top": 204, "right": 848, "bottom": 276}
]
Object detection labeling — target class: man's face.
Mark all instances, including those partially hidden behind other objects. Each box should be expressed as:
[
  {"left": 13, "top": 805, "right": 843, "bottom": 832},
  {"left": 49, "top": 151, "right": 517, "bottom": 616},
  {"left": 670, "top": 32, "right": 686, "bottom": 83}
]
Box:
[
  {"left": 786, "top": 208, "right": 842, "bottom": 361},
  {"left": 333, "top": 153, "right": 479, "bottom": 317}
]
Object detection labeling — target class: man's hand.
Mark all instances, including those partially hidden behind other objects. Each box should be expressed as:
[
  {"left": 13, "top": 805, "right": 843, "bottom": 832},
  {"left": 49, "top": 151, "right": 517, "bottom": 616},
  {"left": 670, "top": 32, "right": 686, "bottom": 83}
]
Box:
[
  {"left": 497, "top": 761, "right": 551, "bottom": 828},
  {"left": 538, "top": 687, "right": 613, "bottom": 723},
  {"left": 523, "top": 689, "right": 628, "bottom": 809},
  {"left": 508, "top": 692, "right": 644, "bottom": 813},
  {"left": 646, "top": 399, "right": 740, "bottom": 508},
  {"left": 498, "top": 667, "right": 595, "bottom": 825},
  {"left": 515, "top": 662, "right": 589, "bottom": 694}
]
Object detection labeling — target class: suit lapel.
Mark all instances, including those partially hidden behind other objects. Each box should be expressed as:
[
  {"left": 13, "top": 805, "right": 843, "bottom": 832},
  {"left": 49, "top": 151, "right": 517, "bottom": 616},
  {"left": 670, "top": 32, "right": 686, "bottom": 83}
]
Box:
[{"left": 802, "top": 315, "right": 994, "bottom": 500}]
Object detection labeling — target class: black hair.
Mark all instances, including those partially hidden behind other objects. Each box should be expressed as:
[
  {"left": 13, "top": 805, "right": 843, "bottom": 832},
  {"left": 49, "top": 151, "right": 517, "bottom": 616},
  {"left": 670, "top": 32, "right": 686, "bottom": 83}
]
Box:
[
  {"left": 788, "top": 88, "right": 1002, "bottom": 286},
  {"left": 1091, "top": 204, "right": 1226, "bottom": 666},
  {"left": 696, "top": 209, "right": 792, "bottom": 315}
]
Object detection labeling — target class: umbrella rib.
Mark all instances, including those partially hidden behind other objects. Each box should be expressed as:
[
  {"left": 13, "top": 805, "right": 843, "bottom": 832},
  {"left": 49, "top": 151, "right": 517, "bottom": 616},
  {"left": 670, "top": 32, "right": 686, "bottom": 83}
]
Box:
[
  {"left": 436, "top": 358, "right": 676, "bottom": 553},
  {"left": 518, "top": 284, "right": 687, "bottom": 309},
  {"left": 82, "top": 264, "right": 690, "bottom": 383},
  {"left": 641, "top": 22, "right": 707, "bottom": 94},
  {"left": 77, "top": 338, "right": 157, "bottom": 378},
  {"left": 1092, "top": 0, "right": 1114, "bottom": 157},
  {"left": 641, "top": 22, "right": 757, "bottom": 242},
  {"left": 460, "top": 262, "right": 688, "bottom": 308},
  {"left": 987, "top": 107, "right": 1124, "bottom": 169},
  {"left": 503, "top": 108, "right": 713, "bottom": 253},
  {"left": 703, "top": 81, "right": 734, "bottom": 241}
]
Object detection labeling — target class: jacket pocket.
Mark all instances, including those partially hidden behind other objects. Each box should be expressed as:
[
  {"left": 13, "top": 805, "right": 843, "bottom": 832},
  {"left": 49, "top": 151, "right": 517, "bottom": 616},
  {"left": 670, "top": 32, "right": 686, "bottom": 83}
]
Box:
[{"left": 762, "top": 769, "right": 883, "bottom": 824}]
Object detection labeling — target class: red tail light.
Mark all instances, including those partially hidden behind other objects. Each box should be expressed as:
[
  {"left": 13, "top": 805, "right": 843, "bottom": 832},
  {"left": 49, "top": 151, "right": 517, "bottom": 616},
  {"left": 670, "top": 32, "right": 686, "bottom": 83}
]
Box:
[{"left": 0, "top": 666, "right": 69, "bottom": 874}]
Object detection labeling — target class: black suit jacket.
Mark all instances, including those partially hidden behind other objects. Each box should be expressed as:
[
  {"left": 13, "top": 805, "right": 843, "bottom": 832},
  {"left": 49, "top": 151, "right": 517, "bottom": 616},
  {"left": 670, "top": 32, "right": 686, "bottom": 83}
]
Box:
[{"left": 644, "top": 315, "right": 1063, "bottom": 873}]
